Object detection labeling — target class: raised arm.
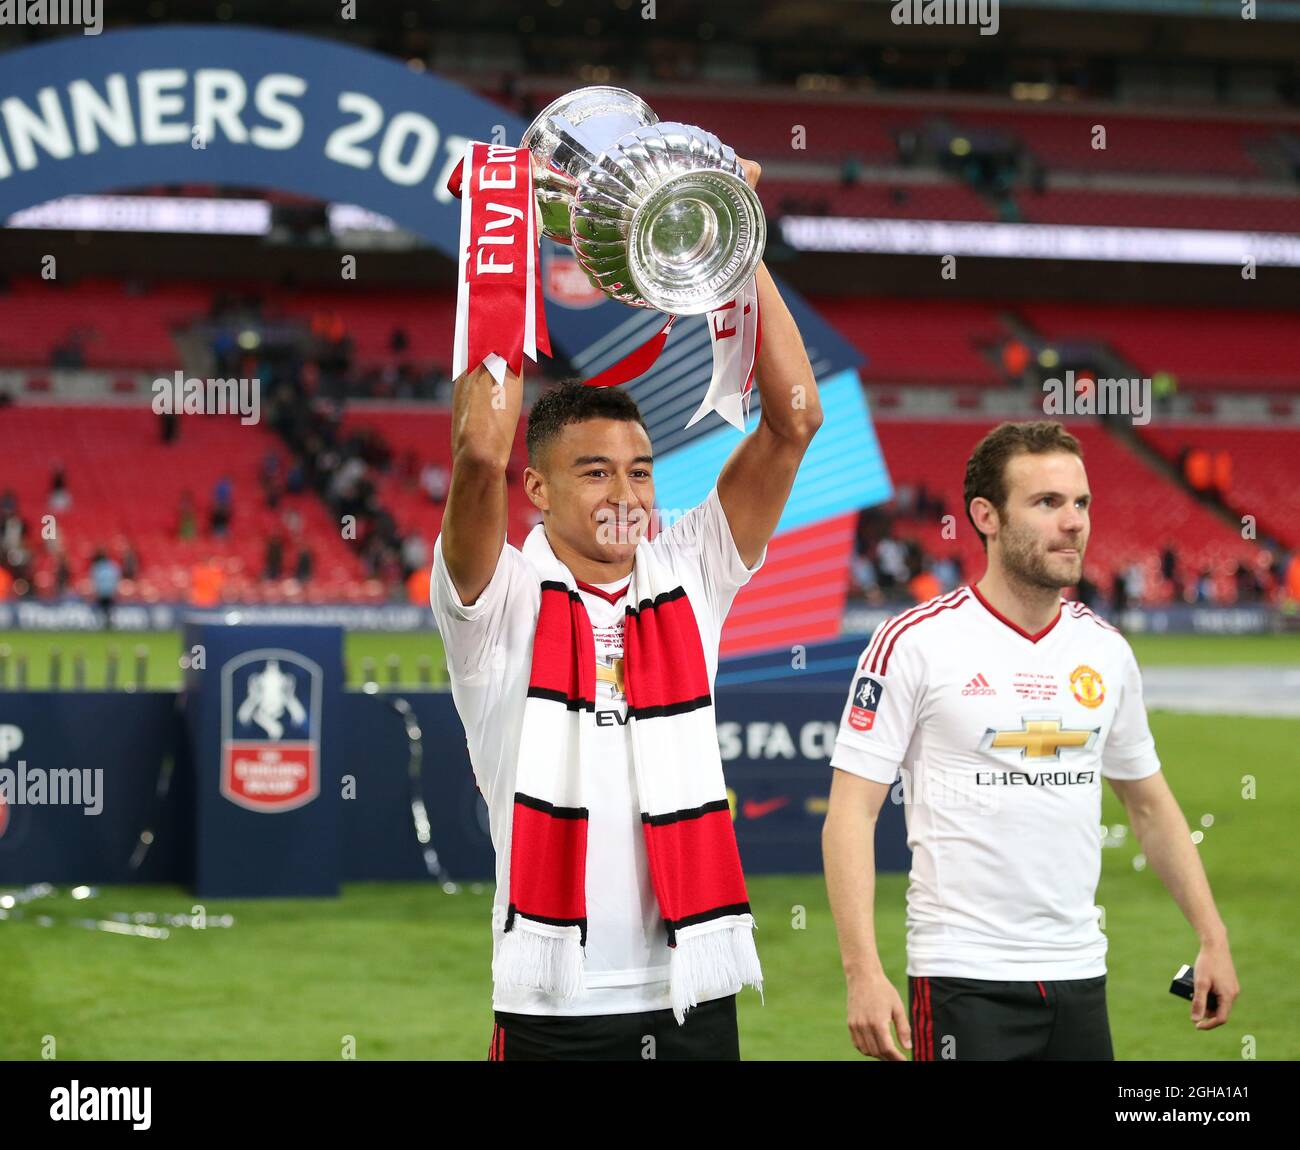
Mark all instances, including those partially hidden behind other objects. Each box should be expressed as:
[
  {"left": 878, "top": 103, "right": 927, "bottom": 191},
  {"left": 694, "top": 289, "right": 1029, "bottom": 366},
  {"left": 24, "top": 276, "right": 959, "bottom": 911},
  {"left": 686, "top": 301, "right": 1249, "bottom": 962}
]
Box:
[
  {"left": 441, "top": 361, "right": 524, "bottom": 606},
  {"left": 716, "top": 250, "right": 824, "bottom": 569}
]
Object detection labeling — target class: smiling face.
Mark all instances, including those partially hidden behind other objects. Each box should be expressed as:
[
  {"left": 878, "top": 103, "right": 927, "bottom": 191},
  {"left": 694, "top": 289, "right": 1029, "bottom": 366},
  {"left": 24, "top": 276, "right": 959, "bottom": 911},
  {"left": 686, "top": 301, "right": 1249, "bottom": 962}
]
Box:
[
  {"left": 524, "top": 417, "right": 655, "bottom": 567},
  {"left": 985, "top": 450, "right": 1092, "bottom": 591}
]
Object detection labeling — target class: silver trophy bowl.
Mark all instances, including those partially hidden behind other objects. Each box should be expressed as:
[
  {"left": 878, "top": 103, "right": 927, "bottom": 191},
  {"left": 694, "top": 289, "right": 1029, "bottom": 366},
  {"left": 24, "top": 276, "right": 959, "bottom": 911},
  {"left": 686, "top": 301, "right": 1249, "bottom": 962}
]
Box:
[{"left": 520, "top": 86, "right": 766, "bottom": 315}]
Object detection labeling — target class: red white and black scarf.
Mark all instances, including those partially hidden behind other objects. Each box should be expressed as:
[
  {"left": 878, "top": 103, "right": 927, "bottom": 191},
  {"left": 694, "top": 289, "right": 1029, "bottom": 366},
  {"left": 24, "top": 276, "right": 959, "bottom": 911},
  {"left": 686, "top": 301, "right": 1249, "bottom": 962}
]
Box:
[{"left": 493, "top": 523, "right": 763, "bottom": 1024}]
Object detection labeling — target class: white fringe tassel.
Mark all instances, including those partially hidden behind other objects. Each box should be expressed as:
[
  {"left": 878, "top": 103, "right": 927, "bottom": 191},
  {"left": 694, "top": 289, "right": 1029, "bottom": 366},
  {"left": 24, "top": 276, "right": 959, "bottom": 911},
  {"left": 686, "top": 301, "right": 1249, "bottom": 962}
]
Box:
[
  {"left": 669, "top": 919, "right": 764, "bottom": 1025},
  {"left": 493, "top": 923, "right": 584, "bottom": 1000}
]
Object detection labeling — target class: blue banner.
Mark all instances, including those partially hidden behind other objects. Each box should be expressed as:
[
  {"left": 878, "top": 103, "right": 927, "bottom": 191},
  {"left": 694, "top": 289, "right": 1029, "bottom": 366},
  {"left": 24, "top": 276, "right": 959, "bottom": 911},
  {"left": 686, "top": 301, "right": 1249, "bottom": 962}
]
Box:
[{"left": 0, "top": 692, "right": 190, "bottom": 883}]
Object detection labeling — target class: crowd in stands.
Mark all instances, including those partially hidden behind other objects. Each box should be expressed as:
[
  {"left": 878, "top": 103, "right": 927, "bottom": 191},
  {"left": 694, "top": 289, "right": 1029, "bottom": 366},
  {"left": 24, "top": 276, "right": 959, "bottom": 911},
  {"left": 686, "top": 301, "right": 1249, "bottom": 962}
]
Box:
[
  {"left": 3, "top": 282, "right": 1296, "bottom": 620},
  {"left": 849, "top": 485, "right": 966, "bottom": 606},
  {"left": 5, "top": 395, "right": 1298, "bottom": 616},
  {"left": 205, "top": 289, "right": 455, "bottom": 402},
  {"left": 848, "top": 494, "right": 1300, "bottom": 613},
  {"left": 0, "top": 478, "right": 140, "bottom": 619},
  {"left": 262, "top": 370, "right": 416, "bottom": 588},
  {"left": 203, "top": 293, "right": 457, "bottom": 594}
]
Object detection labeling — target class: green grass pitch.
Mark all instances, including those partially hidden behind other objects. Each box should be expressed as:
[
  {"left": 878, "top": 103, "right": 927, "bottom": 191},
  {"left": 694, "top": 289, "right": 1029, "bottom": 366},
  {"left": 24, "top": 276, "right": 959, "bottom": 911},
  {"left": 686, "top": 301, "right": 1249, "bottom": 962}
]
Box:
[
  {"left": 0, "top": 633, "right": 1296, "bottom": 1059},
  {"left": 0, "top": 630, "right": 453, "bottom": 690}
]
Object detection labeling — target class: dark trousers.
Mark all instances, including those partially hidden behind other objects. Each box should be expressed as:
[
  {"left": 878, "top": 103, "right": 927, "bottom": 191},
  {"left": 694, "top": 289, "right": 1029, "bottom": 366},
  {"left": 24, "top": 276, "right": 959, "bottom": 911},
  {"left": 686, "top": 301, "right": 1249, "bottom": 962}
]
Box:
[
  {"left": 488, "top": 993, "right": 740, "bottom": 1061},
  {"left": 909, "top": 975, "right": 1114, "bottom": 1061}
]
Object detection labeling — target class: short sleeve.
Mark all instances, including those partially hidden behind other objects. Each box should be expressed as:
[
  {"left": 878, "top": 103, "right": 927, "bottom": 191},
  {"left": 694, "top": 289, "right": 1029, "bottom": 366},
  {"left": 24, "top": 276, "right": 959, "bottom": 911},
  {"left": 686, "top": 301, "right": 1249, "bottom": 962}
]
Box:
[
  {"left": 651, "top": 485, "right": 765, "bottom": 626},
  {"left": 429, "top": 532, "right": 524, "bottom": 681},
  {"left": 829, "top": 620, "right": 924, "bottom": 785},
  {"left": 1101, "top": 641, "right": 1162, "bottom": 781}
]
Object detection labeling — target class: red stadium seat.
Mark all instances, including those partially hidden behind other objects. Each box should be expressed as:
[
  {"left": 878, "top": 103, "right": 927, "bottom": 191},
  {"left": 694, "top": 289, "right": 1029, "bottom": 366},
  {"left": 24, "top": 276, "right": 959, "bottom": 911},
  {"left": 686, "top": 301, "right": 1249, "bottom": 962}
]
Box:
[
  {"left": 1137, "top": 424, "right": 1300, "bottom": 552},
  {"left": 0, "top": 405, "right": 365, "bottom": 599},
  {"left": 809, "top": 296, "right": 1008, "bottom": 387},
  {"left": 1019, "top": 302, "right": 1300, "bottom": 393}
]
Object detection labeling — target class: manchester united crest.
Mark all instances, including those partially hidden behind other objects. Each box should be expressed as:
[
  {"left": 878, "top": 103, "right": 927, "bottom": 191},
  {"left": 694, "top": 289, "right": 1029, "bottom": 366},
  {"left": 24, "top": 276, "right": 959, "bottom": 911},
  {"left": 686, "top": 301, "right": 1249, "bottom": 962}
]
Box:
[{"left": 1069, "top": 664, "right": 1105, "bottom": 709}]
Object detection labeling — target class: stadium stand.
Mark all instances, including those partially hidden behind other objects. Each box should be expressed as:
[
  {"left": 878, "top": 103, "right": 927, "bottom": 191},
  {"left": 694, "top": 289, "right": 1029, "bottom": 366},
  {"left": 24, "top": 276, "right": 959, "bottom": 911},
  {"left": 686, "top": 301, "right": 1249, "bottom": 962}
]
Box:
[
  {"left": 1, "top": 269, "right": 1294, "bottom": 610},
  {"left": 809, "top": 296, "right": 1007, "bottom": 387},
  {"left": 0, "top": 278, "right": 460, "bottom": 378},
  {"left": 868, "top": 419, "right": 1265, "bottom": 603},
  {"left": 947, "top": 109, "right": 1278, "bottom": 178},
  {"left": 0, "top": 279, "right": 208, "bottom": 370},
  {"left": 1137, "top": 424, "right": 1300, "bottom": 553},
  {"left": 0, "top": 405, "right": 367, "bottom": 602},
  {"left": 757, "top": 178, "right": 997, "bottom": 221},
  {"left": 1018, "top": 303, "right": 1300, "bottom": 393},
  {"left": 338, "top": 407, "right": 537, "bottom": 548},
  {"left": 275, "top": 290, "right": 458, "bottom": 372},
  {"left": 528, "top": 87, "right": 921, "bottom": 161},
  {"left": 1017, "top": 189, "right": 1300, "bottom": 232}
]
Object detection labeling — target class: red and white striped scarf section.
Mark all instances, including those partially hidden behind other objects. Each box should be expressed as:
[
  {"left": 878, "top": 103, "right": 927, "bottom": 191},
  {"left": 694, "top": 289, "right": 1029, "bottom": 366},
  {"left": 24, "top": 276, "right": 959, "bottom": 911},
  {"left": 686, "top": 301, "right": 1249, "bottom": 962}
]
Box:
[{"left": 493, "top": 524, "right": 763, "bottom": 1024}]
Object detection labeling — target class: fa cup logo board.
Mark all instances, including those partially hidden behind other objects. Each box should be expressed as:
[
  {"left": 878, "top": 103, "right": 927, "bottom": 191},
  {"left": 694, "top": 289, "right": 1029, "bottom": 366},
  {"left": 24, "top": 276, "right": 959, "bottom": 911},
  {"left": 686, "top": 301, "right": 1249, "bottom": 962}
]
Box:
[
  {"left": 848, "top": 675, "right": 884, "bottom": 732},
  {"left": 221, "top": 650, "right": 322, "bottom": 812}
]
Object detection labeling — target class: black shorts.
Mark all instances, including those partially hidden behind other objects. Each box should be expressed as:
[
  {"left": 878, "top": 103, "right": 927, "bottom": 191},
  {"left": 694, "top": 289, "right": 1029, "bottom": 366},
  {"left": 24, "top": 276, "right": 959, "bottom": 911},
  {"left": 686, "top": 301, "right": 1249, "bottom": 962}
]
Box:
[
  {"left": 488, "top": 993, "right": 739, "bottom": 1061},
  {"left": 909, "top": 974, "right": 1113, "bottom": 1061}
]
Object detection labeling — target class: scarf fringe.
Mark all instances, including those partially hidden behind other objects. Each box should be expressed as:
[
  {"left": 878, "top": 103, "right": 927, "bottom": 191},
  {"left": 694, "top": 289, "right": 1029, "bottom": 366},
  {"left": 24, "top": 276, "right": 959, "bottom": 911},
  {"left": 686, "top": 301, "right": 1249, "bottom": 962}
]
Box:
[
  {"left": 669, "top": 918, "right": 764, "bottom": 1025},
  {"left": 493, "top": 923, "right": 585, "bottom": 1000}
]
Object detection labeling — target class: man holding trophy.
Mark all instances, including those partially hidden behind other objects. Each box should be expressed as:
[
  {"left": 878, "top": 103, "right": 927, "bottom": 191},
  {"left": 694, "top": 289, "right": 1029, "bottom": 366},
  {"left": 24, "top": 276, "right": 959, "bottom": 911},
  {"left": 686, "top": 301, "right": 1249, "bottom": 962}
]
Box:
[{"left": 430, "top": 88, "right": 823, "bottom": 1060}]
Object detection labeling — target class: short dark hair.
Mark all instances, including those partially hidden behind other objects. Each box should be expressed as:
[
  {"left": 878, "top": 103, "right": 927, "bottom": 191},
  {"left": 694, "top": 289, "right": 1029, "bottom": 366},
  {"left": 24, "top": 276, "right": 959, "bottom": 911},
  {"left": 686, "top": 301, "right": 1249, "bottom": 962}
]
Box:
[
  {"left": 525, "top": 378, "right": 649, "bottom": 468},
  {"left": 963, "top": 421, "right": 1084, "bottom": 550}
]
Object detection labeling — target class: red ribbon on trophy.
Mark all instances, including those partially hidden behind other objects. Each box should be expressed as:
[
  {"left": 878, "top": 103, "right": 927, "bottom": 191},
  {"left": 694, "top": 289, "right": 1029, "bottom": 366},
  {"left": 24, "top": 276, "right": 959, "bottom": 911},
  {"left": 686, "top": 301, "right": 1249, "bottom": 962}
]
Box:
[
  {"left": 446, "top": 142, "right": 761, "bottom": 431},
  {"left": 575, "top": 282, "right": 762, "bottom": 433},
  {"left": 448, "top": 142, "right": 551, "bottom": 385},
  {"left": 687, "top": 277, "right": 762, "bottom": 432}
]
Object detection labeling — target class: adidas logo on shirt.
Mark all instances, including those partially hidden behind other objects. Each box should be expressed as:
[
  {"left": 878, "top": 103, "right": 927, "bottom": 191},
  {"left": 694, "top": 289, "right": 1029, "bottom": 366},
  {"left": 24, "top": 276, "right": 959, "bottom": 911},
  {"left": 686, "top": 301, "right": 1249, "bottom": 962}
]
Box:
[{"left": 961, "top": 673, "right": 997, "bottom": 696}]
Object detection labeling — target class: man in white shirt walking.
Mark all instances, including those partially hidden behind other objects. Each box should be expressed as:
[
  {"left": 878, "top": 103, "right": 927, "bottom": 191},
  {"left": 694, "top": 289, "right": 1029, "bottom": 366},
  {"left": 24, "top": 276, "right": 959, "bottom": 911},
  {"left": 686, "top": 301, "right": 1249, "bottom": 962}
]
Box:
[
  {"left": 823, "top": 420, "right": 1240, "bottom": 1060},
  {"left": 431, "top": 237, "right": 822, "bottom": 1057}
]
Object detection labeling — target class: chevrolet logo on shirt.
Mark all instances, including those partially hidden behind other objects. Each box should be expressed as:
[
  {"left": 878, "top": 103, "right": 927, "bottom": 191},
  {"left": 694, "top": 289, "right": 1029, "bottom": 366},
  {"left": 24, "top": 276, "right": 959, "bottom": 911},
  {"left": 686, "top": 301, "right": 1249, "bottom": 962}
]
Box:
[
  {"left": 979, "top": 718, "right": 1099, "bottom": 761},
  {"left": 595, "top": 656, "right": 625, "bottom": 695}
]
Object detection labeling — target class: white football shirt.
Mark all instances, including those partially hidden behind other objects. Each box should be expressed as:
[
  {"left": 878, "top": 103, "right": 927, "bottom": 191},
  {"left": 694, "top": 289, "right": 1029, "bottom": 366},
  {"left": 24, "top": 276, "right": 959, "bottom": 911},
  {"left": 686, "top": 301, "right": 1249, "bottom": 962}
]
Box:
[
  {"left": 430, "top": 485, "right": 765, "bottom": 1015},
  {"left": 830, "top": 585, "right": 1162, "bottom": 980}
]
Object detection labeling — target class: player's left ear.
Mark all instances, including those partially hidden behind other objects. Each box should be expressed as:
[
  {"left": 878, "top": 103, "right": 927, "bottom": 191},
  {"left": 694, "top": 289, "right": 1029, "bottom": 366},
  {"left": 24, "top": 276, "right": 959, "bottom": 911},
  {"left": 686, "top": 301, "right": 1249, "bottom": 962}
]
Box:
[
  {"left": 523, "top": 465, "right": 548, "bottom": 512},
  {"left": 969, "top": 496, "right": 999, "bottom": 541}
]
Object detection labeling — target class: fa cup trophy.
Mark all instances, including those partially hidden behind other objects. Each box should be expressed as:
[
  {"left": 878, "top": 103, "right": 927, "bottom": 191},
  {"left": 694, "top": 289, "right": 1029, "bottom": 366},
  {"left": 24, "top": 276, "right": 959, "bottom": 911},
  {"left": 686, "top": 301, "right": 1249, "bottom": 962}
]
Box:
[{"left": 520, "top": 86, "right": 766, "bottom": 316}]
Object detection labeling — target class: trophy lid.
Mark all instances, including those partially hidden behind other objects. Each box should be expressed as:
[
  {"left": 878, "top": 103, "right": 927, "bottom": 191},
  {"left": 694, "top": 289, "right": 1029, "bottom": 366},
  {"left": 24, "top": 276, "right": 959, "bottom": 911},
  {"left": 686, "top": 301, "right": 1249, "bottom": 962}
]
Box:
[{"left": 520, "top": 86, "right": 658, "bottom": 174}]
